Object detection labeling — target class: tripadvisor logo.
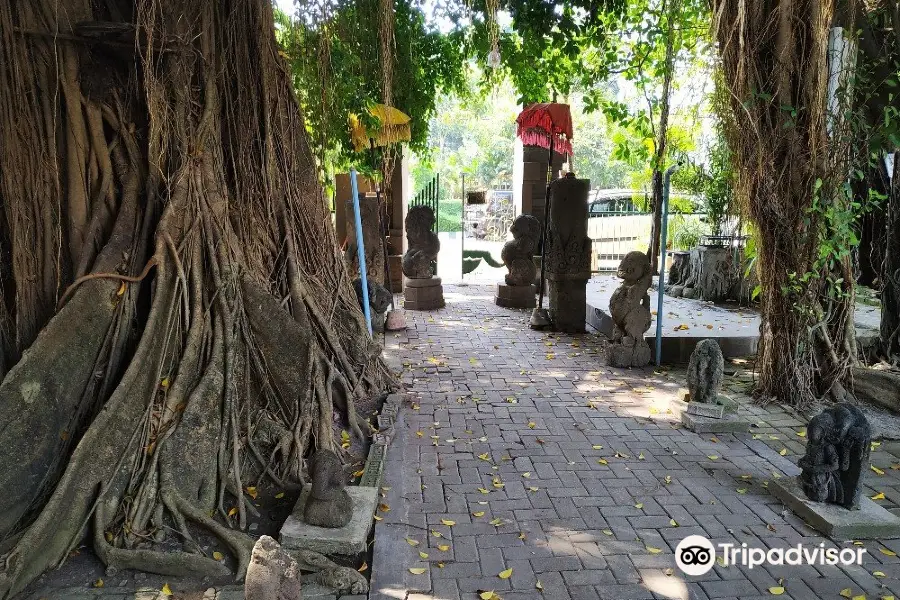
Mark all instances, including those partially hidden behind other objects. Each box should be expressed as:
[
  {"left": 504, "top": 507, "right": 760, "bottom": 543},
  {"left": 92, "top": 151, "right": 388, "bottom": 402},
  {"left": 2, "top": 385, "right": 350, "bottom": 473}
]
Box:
[{"left": 675, "top": 535, "right": 867, "bottom": 575}]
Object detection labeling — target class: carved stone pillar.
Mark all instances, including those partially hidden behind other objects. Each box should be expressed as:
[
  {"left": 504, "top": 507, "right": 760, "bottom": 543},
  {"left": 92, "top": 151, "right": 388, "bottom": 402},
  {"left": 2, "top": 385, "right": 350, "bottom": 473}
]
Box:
[{"left": 546, "top": 174, "right": 591, "bottom": 333}]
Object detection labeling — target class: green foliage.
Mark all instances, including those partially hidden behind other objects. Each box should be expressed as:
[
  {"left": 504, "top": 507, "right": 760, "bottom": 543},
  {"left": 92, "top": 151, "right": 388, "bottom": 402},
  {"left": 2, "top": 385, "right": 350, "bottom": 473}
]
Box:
[
  {"left": 673, "top": 132, "right": 734, "bottom": 235},
  {"left": 275, "top": 0, "right": 467, "bottom": 181},
  {"left": 437, "top": 200, "right": 463, "bottom": 232},
  {"left": 667, "top": 215, "right": 706, "bottom": 250}
]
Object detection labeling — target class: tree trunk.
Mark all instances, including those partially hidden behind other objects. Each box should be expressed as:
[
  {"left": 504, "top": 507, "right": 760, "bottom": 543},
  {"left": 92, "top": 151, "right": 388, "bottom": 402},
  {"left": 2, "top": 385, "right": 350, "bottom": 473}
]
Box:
[
  {"left": 0, "top": 0, "right": 395, "bottom": 596},
  {"left": 713, "top": 0, "right": 856, "bottom": 405},
  {"left": 647, "top": 0, "right": 677, "bottom": 272}
]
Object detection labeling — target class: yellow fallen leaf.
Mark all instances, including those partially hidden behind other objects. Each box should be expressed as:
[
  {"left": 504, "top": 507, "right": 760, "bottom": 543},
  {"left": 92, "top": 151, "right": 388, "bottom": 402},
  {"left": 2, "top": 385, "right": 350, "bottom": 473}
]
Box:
[
  {"left": 478, "top": 487, "right": 490, "bottom": 494},
  {"left": 438, "top": 545, "right": 450, "bottom": 551},
  {"left": 602, "top": 529, "right": 613, "bottom": 536},
  {"left": 228, "top": 507, "right": 238, "bottom": 517},
  {"left": 841, "top": 589, "right": 854, "bottom": 598},
  {"left": 161, "top": 584, "right": 173, "bottom": 596},
  {"left": 379, "top": 503, "right": 391, "bottom": 512},
  {"left": 160, "top": 377, "right": 170, "bottom": 389},
  {"left": 498, "top": 568, "right": 513, "bottom": 579},
  {"left": 358, "top": 561, "right": 368, "bottom": 572},
  {"left": 406, "top": 538, "right": 419, "bottom": 546},
  {"left": 353, "top": 469, "right": 365, "bottom": 478},
  {"left": 536, "top": 580, "right": 544, "bottom": 591},
  {"left": 881, "top": 596, "right": 895, "bottom": 600},
  {"left": 768, "top": 587, "right": 784, "bottom": 595},
  {"left": 419, "top": 551, "right": 429, "bottom": 559},
  {"left": 874, "top": 571, "right": 886, "bottom": 577},
  {"left": 737, "top": 488, "right": 747, "bottom": 494},
  {"left": 213, "top": 551, "right": 224, "bottom": 561},
  {"left": 117, "top": 281, "right": 127, "bottom": 296},
  {"left": 528, "top": 486, "right": 539, "bottom": 492},
  {"left": 852, "top": 596, "right": 866, "bottom": 600},
  {"left": 522, "top": 472, "right": 531, "bottom": 478},
  {"left": 94, "top": 579, "right": 104, "bottom": 588},
  {"left": 518, "top": 532, "right": 526, "bottom": 540},
  {"left": 245, "top": 486, "right": 258, "bottom": 499},
  {"left": 431, "top": 530, "right": 443, "bottom": 538},
  {"left": 416, "top": 431, "right": 424, "bottom": 438},
  {"left": 670, "top": 519, "right": 679, "bottom": 527},
  {"left": 797, "top": 430, "right": 806, "bottom": 437},
  {"left": 638, "top": 453, "right": 645, "bottom": 460},
  {"left": 880, "top": 547, "right": 897, "bottom": 556},
  {"left": 872, "top": 492, "right": 886, "bottom": 500},
  {"left": 634, "top": 503, "right": 643, "bottom": 509},
  {"left": 473, "top": 511, "right": 485, "bottom": 517},
  {"left": 779, "top": 448, "right": 788, "bottom": 456},
  {"left": 409, "top": 567, "right": 427, "bottom": 575},
  {"left": 441, "top": 519, "right": 456, "bottom": 526},
  {"left": 373, "top": 515, "right": 383, "bottom": 521},
  {"left": 275, "top": 492, "right": 285, "bottom": 499},
  {"left": 872, "top": 465, "right": 885, "bottom": 476},
  {"left": 479, "top": 453, "right": 491, "bottom": 461},
  {"left": 493, "top": 478, "right": 504, "bottom": 488},
  {"left": 490, "top": 518, "right": 504, "bottom": 526},
  {"left": 592, "top": 445, "right": 604, "bottom": 450},
  {"left": 597, "top": 458, "right": 608, "bottom": 465},
  {"left": 708, "top": 455, "right": 719, "bottom": 460},
  {"left": 479, "top": 592, "right": 495, "bottom": 600},
  {"left": 647, "top": 547, "right": 662, "bottom": 554},
  {"left": 664, "top": 475, "right": 672, "bottom": 484}
]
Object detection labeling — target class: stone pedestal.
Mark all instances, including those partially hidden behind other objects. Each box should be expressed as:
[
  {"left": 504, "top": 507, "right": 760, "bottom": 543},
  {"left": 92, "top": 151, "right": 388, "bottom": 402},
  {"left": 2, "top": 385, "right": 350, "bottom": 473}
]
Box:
[
  {"left": 403, "top": 277, "right": 444, "bottom": 310},
  {"left": 280, "top": 485, "right": 379, "bottom": 555},
  {"left": 495, "top": 283, "right": 536, "bottom": 308},
  {"left": 609, "top": 337, "right": 652, "bottom": 368},
  {"left": 771, "top": 477, "right": 900, "bottom": 539},
  {"left": 546, "top": 175, "right": 591, "bottom": 333}
]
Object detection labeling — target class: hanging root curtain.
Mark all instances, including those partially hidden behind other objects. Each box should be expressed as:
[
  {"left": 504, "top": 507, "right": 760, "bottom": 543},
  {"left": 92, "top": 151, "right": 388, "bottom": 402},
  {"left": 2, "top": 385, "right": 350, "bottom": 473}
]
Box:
[
  {"left": 0, "top": 0, "right": 396, "bottom": 596},
  {"left": 712, "top": 0, "right": 858, "bottom": 405}
]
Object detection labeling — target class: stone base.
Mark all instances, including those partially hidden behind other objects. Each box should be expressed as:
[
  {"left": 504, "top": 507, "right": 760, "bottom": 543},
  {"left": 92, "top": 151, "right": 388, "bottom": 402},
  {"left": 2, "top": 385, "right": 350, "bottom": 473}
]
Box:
[
  {"left": 495, "top": 283, "right": 536, "bottom": 308},
  {"left": 403, "top": 277, "right": 444, "bottom": 311},
  {"left": 280, "top": 486, "right": 379, "bottom": 555},
  {"left": 683, "top": 395, "right": 739, "bottom": 419},
  {"left": 609, "top": 340, "right": 652, "bottom": 368},
  {"left": 771, "top": 477, "right": 900, "bottom": 539},
  {"left": 680, "top": 410, "right": 751, "bottom": 433}
]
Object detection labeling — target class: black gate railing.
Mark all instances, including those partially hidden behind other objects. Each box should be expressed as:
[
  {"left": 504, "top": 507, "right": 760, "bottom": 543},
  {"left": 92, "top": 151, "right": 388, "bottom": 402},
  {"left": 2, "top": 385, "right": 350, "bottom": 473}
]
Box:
[{"left": 410, "top": 174, "right": 440, "bottom": 275}]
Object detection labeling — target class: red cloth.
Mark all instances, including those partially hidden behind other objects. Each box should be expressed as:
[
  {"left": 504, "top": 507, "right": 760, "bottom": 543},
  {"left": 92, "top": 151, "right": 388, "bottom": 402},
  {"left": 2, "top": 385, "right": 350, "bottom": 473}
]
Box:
[{"left": 516, "top": 103, "right": 574, "bottom": 155}]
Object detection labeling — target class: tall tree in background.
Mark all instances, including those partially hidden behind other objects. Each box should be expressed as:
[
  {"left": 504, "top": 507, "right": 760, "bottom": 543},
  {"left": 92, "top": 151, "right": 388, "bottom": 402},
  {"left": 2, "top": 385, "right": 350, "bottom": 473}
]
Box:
[{"left": 0, "top": 0, "right": 393, "bottom": 595}]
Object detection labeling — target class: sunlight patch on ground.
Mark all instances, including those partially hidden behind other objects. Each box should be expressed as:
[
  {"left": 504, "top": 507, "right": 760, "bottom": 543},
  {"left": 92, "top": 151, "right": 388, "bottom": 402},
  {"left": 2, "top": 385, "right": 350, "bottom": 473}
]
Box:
[{"left": 642, "top": 572, "right": 690, "bottom": 600}]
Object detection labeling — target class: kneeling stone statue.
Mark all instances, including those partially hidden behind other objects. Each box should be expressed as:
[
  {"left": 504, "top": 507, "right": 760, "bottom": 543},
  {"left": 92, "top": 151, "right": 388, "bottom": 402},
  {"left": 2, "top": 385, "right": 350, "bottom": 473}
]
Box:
[{"left": 304, "top": 449, "right": 352, "bottom": 528}]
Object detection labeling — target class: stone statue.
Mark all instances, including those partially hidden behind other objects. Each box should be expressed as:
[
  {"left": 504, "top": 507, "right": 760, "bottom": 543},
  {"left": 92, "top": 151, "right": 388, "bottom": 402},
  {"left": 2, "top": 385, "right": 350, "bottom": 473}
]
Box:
[
  {"left": 546, "top": 175, "right": 591, "bottom": 332},
  {"left": 608, "top": 251, "right": 653, "bottom": 367},
  {"left": 353, "top": 278, "right": 392, "bottom": 315},
  {"left": 501, "top": 215, "right": 541, "bottom": 286},
  {"left": 798, "top": 403, "right": 871, "bottom": 509},
  {"left": 402, "top": 206, "right": 440, "bottom": 279},
  {"left": 304, "top": 449, "right": 352, "bottom": 528},
  {"left": 246, "top": 536, "right": 303, "bottom": 600},
  {"left": 687, "top": 339, "right": 725, "bottom": 404}
]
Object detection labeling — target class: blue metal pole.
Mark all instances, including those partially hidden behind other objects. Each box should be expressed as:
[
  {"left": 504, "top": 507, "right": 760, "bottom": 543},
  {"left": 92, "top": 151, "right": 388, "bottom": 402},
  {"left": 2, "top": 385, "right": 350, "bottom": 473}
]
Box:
[
  {"left": 350, "top": 169, "right": 373, "bottom": 336},
  {"left": 655, "top": 164, "right": 679, "bottom": 366}
]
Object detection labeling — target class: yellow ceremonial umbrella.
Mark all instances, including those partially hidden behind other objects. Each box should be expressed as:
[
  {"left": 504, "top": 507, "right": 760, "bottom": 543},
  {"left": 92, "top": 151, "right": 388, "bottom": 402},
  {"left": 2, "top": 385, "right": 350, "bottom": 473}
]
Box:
[{"left": 349, "top": 104, "right": 412, "bottom": 152}]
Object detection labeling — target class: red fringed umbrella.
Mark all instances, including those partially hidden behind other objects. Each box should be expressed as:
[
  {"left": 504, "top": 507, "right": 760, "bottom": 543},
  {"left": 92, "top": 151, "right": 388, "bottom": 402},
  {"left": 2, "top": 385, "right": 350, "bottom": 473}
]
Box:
[{"left": 516, "top": 103, "right": 574, "bottom": 156}]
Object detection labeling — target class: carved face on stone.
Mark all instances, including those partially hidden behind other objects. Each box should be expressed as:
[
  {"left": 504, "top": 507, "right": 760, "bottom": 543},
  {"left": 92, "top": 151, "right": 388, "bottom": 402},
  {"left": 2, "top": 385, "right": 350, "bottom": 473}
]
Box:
[
  {"left": 510, "top": 214, "right": 541, "bottom": 247},
  {"left": 617, "top": 251, "right": 650, "bottom": 284}
]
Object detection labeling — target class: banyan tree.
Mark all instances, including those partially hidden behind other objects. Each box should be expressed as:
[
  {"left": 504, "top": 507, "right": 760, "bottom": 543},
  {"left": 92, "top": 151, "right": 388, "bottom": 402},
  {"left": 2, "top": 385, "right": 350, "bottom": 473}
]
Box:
[{"left": 0, "top": 0, "right": 395, "bottom": 596}]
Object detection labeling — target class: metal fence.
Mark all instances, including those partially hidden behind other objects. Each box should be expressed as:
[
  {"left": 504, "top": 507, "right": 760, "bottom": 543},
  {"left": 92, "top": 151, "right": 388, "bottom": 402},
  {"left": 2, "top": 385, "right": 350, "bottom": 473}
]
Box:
[{"left": 410, "top": 174, "right": 440, "bottom": 275}]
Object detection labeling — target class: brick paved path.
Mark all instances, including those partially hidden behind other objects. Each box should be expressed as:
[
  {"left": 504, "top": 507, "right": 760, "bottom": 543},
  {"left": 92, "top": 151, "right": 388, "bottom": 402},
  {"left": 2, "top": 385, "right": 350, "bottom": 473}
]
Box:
[{"left": 372, "top": 284, "right": 900, "bottom": 600}]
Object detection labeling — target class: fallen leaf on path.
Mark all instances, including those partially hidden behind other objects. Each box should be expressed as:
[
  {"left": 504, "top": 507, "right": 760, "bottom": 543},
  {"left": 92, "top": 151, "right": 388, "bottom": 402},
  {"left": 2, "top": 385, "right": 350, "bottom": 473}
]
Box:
[
  {"left": 406, "top": 538, "right": 420, "bottom": 546},
  {"left": 872, "top": 465, "right": 885, "bottom": 476},
  {"left": 441, "top": 519, "right": 456, "bottom": 526},
  {"left": 94, "top": 580, "right": 104, "bottom": 588},
  {"left": 419, "top": 551, "right": 429, "bottom": 559},
  {"left": 647, "top": 547, "right": 662, "bottom": 554},
  {"left": 213, "top": 551, "right": 224, "bottom": 561},
  {"left": 536, "top": 580, "right": 544, "bottom": 591},
  {"left": 161, "top": 584, "right": 173, "bottom": 596},
  {"left": 409, "top": 567, "right": 427, "bottom": 575},
  {"left": 473, "top": 511, "right": 485, "bottom": 517},
  {"left": 880, "top": 547, "right": 896, "bottom": 556},
  {"left": 768, "top": 587, "right": 784, "bottom": 595},
  {"left": 498, "top": 568, "right": 513, "bottom": 579},
  {"left": 634, "top": 503, "right": 643, "bottom": 509},
  {"left": 872, "top": 492, "right": 886, "bottom": 500}
]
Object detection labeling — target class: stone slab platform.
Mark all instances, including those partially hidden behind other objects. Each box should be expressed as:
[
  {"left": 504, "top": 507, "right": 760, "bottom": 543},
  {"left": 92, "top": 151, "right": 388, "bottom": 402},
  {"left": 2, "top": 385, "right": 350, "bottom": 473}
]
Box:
[
  {"left": 280, "top": 486, "right": 378, "bottom": 555},
  {"left": 771, "top": 477, "right": 900, "bottom": 539},
  {"left": 681, "top": 411, "right": 751, "bottom": 433}
]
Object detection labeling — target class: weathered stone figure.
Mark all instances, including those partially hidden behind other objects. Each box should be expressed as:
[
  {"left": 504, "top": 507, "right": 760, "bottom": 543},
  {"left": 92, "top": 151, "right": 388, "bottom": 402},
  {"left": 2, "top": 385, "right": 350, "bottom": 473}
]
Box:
[
  {"left": 304, "top": 449, "right": 353, "bottom": 528},
  {"left": 687, "top": 339, "right": 725, "bottom": 404},
  {"left": 608, "top": 251, "right": 653, "bottom": 367},
  {"left": 502, "top": 215, "right": 541, "bottom": 286},
  {"left": 402, "top": 205, "right": 440, "bottom": 279},
  {"left": 798, "top": 403, "right": 871, "bottom": 509},
  {"left": 402, "top": 205, "right": 444, "bottom": 310},
  {"left": 354, "top": 279, "right": 392, "bottom": 315},
  {"left": 245, "top": 536, "right": 303, "bottom": 600}
]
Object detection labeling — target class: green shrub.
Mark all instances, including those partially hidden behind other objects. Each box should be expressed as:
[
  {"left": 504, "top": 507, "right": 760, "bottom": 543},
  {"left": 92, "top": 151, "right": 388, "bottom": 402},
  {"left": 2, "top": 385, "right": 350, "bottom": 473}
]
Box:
[{"left": 437, "top": 200, "right": 462, "bottom": 232}]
